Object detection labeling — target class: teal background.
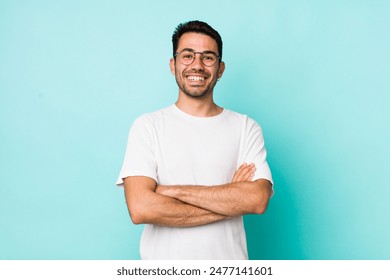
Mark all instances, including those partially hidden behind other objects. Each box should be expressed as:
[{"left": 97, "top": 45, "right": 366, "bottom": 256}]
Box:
[{"left": 1, "top": 0, "right": 389, "bottom": 260}]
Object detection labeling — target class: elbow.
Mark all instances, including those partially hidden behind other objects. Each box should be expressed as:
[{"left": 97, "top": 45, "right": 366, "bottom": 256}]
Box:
[
  {"left": 128, "top": 204, "right": 149, "bottom": 225},
  {"left": 250, "top": 194, "right": 270, "bottom": 214},
  {"left": 250, "top": 180, "right": 272, "bottom": 214},
  {"left": 252, "top": 201, "right": 269, "bottom": 214},
  {"left": 129, "top": 211, "right": 143, "bottom": 225}
]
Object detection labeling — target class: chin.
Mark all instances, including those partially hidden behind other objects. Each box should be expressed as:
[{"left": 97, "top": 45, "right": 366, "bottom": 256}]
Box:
[{"left": 183, "top": 90, "right": 209, "bottom": 99}]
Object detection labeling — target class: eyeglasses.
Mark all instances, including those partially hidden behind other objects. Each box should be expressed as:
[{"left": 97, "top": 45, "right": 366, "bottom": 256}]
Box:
[{"left": 174, "top": 49, "right": 221, "bottom": 67}]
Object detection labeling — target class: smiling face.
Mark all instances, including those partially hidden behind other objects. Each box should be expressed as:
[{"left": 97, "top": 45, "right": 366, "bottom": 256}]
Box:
[{"left": 170, "top": 32, "right": 225, "bottom": 99}]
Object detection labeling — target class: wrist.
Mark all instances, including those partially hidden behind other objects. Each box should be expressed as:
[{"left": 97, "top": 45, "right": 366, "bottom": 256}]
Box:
[{"left": 155, "top": 185, "right": 176, "bottom": 198}]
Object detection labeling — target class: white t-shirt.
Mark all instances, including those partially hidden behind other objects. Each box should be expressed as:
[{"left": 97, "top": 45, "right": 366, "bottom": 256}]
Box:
[{"left": 117, "top": 104, "right": 273, "bottom": 259}]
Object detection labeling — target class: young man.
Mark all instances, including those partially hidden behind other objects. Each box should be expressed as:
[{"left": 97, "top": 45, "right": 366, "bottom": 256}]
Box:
[{"left": 117, "top": 20, "right": 273, "bottom": 260}]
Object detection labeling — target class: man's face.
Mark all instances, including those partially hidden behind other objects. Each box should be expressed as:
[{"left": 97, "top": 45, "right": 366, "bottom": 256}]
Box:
[{"left": 170, "top": 32, "right": 225, "bottom": 99}]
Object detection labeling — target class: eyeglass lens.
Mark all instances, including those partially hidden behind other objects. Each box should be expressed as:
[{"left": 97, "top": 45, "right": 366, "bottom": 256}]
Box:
[{"left": 177, "top": 50, "right": 218, "bottom": 66}]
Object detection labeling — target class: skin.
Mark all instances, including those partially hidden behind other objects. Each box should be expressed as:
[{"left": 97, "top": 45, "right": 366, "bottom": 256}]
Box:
[
  {"left": 155, "top": 164, "right": 272, "bottom": 216},
  {"left": 169, "top": 32, "right": 225, "bottom": 117},
  {"left": 124, "top": 32, "right": 273, "bottom": 228},
  {"left": 124, "top": 163, "right": 261, "bottom": 227}
]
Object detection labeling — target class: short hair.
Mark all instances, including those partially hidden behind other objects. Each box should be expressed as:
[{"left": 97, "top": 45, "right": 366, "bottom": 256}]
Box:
[{"left": 172, "top": 20, "right": 223, "bottom": 60}]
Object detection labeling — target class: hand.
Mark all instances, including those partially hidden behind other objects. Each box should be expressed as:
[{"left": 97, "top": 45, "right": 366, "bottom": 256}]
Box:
[{"left": 231, "top": 163, "right": 256, "bottom": 183}]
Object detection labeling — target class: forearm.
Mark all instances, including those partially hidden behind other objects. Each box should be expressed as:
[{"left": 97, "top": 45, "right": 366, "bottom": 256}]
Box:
[
  {"left": 156, "top": 179, "right": 273, "bottom": 216},
  {"left": 128, "top": 189, "right": 229, "bottom": 227}
]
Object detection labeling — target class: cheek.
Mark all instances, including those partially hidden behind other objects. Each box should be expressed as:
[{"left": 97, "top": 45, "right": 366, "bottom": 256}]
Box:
[{"left": 176, "top": 66, "right": 188, "bottom": 79}]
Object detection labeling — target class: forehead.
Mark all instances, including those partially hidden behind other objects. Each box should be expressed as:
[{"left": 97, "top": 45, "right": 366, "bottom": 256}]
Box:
[{"left": 177, "top": 32, "right": 218, "bottom": 53}]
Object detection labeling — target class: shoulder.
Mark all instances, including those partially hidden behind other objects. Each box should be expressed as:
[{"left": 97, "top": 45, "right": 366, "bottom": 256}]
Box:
[
  {"left": 132, "top": 105, "right": 173, "bottom": 128},
  {"left": 223, "top": 109, "right": 261, "bottom": 130},
  {"left": 124, "top": 106, "right": 174, "bottom": 139}
]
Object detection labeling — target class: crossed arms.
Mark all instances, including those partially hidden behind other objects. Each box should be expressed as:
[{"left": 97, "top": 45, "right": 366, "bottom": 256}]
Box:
[{"left": 123, "top": 163, "right": 273, "bottom": 228}]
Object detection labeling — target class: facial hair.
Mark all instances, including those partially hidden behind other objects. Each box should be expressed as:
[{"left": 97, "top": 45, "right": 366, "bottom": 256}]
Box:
[{"left": 175, "top": 70, "right": 219, "bottom": 99}]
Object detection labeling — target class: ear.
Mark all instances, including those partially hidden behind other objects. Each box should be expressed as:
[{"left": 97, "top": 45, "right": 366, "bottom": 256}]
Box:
[
  {"left": 169, "top": 58, "right": 176, "bottom": 75},
  {"left": 217, "top": 61, "right": 226, "bottom": 79}
]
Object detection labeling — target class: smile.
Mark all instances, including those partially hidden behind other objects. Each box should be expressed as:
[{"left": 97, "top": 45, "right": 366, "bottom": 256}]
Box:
[{"left": 186, "top": 75, "right": 205, "bottom": 81}]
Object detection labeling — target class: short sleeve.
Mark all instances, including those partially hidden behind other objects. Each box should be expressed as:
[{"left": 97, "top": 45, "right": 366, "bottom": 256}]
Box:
[
  {"left": 116, "top": 116, "right": 158, "bottom": 187},
  {"left": 241, "top": 118, "right": 273, "bottom": 187}
]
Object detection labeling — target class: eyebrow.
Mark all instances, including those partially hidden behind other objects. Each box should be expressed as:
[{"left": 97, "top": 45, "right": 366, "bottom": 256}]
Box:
[{"left": 179, "top": 48, "right": 219, "bottom": 56}]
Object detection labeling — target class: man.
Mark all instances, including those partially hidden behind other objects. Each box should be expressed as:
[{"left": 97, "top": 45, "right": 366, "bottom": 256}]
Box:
[{"left": 117, "top": 20, "right": 273, "bottom": 260}]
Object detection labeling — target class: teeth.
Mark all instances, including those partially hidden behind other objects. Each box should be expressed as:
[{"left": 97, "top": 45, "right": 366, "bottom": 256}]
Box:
[{"left": 187, "top": 76, "right": 204, "bottom": 81}]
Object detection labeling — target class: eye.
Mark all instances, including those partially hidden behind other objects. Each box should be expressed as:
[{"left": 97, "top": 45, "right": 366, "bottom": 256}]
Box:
[
  {"left": 203, "top": 55, "right": 215, "bottom": 61},
  {"left": 181, "top": 52, "right": 194, "bottom": 60}
]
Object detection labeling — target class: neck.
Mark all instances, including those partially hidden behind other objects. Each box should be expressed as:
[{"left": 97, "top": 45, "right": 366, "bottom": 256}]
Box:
[{"left": 175, "top": 92, "right": 223, "bottom": 117}]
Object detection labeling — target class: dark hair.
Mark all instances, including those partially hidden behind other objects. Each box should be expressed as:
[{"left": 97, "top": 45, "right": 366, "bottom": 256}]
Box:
[{"left": 172, "top": 20, "right": 223, "bottom": 60}]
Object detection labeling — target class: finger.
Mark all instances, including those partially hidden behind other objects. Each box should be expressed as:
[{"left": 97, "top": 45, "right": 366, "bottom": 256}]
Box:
[
  {"left": 240, "top": 164, "right": 256, "bottom": 181},
  {"left": 233, "top": 163, "right": 255, "bottom": 182},
  {"left": 232, "top": 163, "right": 247, "bottom": 182},
  {"left": 247, "top": 172, "right": 255, "bottom": 182}
]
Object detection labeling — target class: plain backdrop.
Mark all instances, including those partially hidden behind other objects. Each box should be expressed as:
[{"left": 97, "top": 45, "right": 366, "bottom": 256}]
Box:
[{"left": 1, "top": 0, "right": 389, "bottom": 259}]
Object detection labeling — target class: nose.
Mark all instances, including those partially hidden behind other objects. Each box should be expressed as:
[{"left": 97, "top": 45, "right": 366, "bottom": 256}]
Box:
[{"left": 191, "top": 53, "right": 205, "bottom": 70}]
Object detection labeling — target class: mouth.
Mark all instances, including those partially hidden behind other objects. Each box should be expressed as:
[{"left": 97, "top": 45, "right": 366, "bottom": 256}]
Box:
[{"left": 186, "top": 75, "right": 206, "bottom": 82}]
